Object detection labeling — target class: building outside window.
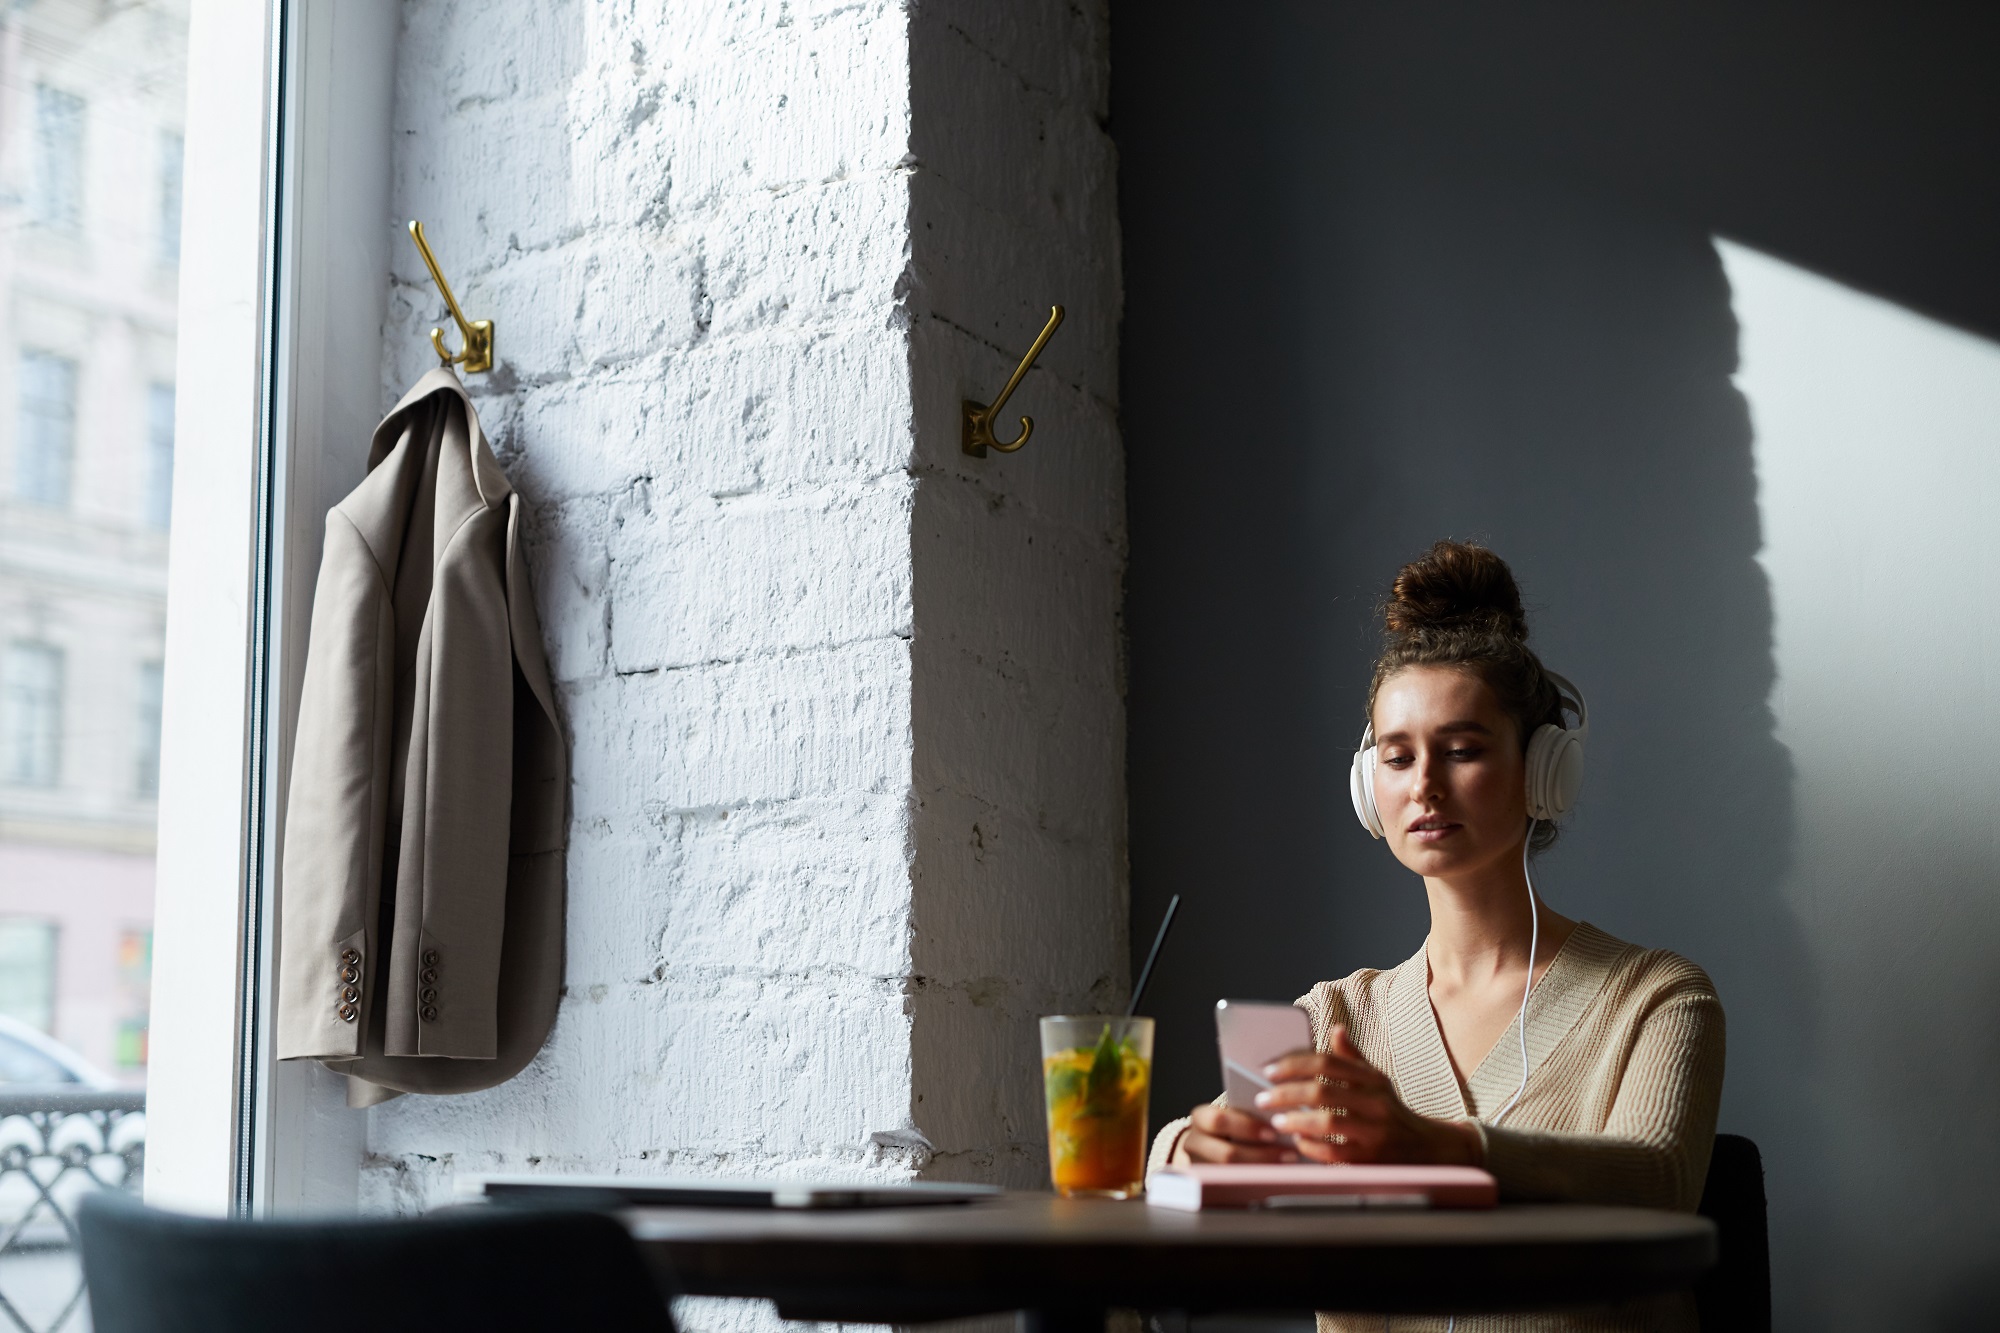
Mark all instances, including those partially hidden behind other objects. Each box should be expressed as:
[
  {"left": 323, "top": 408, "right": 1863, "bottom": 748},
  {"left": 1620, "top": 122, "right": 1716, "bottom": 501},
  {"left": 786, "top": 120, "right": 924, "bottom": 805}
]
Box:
[
  {"left": 146, "top": 384, "right": 175, "bottom": 528},
  {"left": 0, "top": 0, "right": 179, "bottom": 1113},
  {"left": 2, "top": 644, "right": 64, "bottom": 789},
  {"left": 16, "top": 352, "right": 78, "bottom": 508},
  {"left": 158, "top": 131, "right": 184, "bottom": 266},
  {"left": 32, "top": 87, "right": 86, "bottom": 235}
]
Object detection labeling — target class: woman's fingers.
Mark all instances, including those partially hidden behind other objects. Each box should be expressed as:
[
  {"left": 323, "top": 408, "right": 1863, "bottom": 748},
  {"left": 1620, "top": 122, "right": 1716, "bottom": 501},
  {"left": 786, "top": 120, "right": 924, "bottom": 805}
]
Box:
[
  {"left": 1261, "top": 1051, "right": 1383, "bottom": 1089},
  {"left": 1269, "top": 1104, "right": 1386, "bottom": 1139},
  {"left": 1190, "top": 1103, "right": 1281, "bottom": 1143},
  {"left": 1252, "top": 1068, "right": 1382, "bottom": 1112},
  {"left": 1290, "top": 1130, "right": 1381, "bottom": 1164},
  {"left": 1181, "top": 1128, "right": 1301, "bottom": 1165},
  {"left": 1280, "top": 1111, "right": 1394, "bottom": 1164},
  {"left": 1254, "top": 1079, "right": 1392, "bottom": 1115}
]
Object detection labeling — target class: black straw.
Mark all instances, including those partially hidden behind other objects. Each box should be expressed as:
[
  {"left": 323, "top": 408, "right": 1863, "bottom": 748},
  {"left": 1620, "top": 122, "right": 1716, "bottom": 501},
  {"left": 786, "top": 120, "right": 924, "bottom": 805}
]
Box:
[{"left": 1126, "top": 894, "right": 1181, "bottom": 1017}]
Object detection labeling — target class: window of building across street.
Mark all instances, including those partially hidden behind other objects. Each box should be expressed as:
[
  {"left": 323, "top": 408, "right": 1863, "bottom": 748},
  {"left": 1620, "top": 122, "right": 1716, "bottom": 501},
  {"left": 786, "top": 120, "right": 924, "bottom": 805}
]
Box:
[
  {"left": 15, "top": 353, "right": 77, "bottom": 508},
  {"left": 32, "top": 86, "right": 86, "bottom": 235}
]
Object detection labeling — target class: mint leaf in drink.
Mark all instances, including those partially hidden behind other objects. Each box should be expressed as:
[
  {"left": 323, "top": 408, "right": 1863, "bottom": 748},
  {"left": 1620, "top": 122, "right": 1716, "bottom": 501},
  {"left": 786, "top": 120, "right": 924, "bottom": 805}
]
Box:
[{"left": 1086, "top": 1024, "right": 1124, "bottom": 1112}]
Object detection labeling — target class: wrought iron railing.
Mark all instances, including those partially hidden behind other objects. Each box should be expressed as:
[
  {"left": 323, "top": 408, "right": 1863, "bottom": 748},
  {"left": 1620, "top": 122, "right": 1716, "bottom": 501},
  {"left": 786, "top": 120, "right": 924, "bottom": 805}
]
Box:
[{"left": 0, "top": 1090, "right": 146, "bottom": 1333}]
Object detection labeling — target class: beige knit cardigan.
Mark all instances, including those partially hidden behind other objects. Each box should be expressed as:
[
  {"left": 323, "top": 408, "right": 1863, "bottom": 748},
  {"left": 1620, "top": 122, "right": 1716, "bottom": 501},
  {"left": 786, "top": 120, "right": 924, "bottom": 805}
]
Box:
[{"left": 1147, "top": 921, "right": 1726, "bottom": 1333}]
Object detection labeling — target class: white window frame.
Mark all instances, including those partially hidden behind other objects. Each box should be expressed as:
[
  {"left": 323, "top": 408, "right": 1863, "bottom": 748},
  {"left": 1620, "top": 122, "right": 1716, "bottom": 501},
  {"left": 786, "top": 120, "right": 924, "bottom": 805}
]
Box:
[{"left": 145, "top": 0, "right": 397, "bottom": 1217}]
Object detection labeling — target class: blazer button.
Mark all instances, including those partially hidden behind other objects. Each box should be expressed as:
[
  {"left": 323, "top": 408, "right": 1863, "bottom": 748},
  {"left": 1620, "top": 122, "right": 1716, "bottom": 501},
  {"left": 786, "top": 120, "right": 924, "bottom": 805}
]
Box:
[
  {"left": 337, "top": 1003, "right": 358, "bottom": 1023},
  {"left": 341, "top": 948, "right": 361, "bottom": 965},
  {"left": 420, "top": 987, "right": 439, "bottom": 1005},
  {"left": 339, "top": 965, "right": 361, "bottom": 984},
  {"left": 420, "top": 1005, "right": 439, "bottom": 1023},
  {"left": 341, "top": 985, "right": 361, "bottom": 1003},
  {"left": 420, "top": 968, "right": 438, "bottom": 985},
  {"left": 422, "top": 950, "right": 440, "bottom": 967}
]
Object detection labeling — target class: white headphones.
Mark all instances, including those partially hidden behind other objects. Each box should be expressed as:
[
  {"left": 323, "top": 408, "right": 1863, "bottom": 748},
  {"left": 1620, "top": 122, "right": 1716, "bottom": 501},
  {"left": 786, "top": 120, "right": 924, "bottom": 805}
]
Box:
[{"left": 1349, "top": 671, "right": 1589, "bottom": 839}]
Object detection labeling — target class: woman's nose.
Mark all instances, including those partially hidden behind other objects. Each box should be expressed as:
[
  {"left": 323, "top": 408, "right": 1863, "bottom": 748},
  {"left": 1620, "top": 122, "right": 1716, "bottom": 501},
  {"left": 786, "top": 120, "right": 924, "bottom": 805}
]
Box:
[{"left": 1411, "top": 754, "right": 1446, "bottom": 803}]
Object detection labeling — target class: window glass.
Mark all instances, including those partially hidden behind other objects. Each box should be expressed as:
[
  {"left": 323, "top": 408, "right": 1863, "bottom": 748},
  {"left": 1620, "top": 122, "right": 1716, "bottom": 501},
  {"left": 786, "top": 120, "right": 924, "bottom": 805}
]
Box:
[
  {"left": 16, "top": 352, "right": 78, "bottom": 508},
  {"left": 32, "top": 86, "right": 86, "bottom": 234},
  {"left": 1, "top": 0, "right": 181, "bottom": 1081},
  {"left": 1, "top": 4, "right": 186, "bottom": 1316}
]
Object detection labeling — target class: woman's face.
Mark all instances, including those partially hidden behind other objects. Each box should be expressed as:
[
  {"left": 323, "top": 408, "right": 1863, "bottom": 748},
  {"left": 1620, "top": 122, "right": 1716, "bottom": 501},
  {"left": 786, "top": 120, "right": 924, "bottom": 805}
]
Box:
[{"left": 1371, "top": 665, "right": 1530, "bottom": 881}]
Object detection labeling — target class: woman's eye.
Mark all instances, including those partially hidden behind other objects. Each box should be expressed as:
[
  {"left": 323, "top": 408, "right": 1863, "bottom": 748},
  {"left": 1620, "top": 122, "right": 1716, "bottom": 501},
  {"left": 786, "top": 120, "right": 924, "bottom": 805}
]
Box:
[
  {"left": 1383, "top": 754, "right": 1413, "bottom": 768},
  {"left": 1449, "top": 748, "right": 1483, "bottom": 761}
]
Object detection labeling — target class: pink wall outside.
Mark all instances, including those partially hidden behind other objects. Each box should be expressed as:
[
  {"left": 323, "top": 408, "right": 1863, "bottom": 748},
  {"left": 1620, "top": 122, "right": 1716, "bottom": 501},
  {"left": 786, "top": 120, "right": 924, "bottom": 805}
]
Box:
[{"left": 0, "top": 840, "right": 154, "bottom": 1085}]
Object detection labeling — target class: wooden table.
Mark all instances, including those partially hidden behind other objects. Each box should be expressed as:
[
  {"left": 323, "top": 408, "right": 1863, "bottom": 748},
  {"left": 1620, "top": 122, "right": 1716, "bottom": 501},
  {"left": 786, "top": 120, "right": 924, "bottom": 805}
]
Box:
[{"left": 624, "top": 1192, "right": 1715, "bottom": 1328}]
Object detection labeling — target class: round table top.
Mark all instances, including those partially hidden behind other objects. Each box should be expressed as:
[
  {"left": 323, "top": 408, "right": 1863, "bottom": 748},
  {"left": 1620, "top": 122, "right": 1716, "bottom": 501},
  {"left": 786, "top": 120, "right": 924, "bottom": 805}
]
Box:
[{"left": 623, "top": 1191, "right": 1715, "bottom": 1322}]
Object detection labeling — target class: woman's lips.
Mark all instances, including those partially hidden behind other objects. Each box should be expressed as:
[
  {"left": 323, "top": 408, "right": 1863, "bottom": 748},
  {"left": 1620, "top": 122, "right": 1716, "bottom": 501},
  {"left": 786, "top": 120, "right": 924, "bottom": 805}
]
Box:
[{"left": 1407, "top": 820, "right": 1461, "bottom": 842}]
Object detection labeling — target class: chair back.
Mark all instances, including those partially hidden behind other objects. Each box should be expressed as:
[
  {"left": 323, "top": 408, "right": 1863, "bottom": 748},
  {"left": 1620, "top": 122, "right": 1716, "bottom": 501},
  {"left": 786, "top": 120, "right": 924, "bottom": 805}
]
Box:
[
  {"left": 1694, "top": 1133, "right": 1771, "bottom": 1333},
  {"left": 79, "top": 1195, "right": 676, "bottom": 1333}
]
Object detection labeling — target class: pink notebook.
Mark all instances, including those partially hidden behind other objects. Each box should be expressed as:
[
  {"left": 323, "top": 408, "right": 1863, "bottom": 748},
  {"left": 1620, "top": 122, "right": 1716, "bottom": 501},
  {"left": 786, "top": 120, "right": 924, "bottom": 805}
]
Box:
[{"left": 1146, "top": 1163, "right": 1498, "bottom": 1211}]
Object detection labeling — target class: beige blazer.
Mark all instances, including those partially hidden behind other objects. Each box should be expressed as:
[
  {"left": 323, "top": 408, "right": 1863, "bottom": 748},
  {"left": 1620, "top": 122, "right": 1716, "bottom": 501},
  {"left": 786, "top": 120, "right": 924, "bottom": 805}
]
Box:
[{"left": 276, "top": 368, "right": 566, "bottom": 1105}]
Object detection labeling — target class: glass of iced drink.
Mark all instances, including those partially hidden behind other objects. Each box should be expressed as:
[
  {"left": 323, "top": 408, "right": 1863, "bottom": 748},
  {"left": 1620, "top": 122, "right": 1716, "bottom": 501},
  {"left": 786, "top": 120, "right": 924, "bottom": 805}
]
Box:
[{"left": 1039, "top": 1015, "right": 1154, "bottom": 1199}]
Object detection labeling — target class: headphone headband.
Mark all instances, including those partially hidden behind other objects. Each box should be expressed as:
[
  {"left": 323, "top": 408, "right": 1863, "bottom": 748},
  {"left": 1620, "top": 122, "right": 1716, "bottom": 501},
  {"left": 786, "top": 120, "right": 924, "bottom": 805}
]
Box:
[{"left": 1542, "top": 670, "right": 1588, "bottom": 740}]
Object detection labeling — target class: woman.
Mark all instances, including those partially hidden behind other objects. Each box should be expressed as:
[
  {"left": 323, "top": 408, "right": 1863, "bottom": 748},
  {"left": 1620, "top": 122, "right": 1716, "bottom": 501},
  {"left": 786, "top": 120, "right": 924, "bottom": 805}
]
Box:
[{"left": 1149, "top": 541, "right": 1724, "bottom": 1333}]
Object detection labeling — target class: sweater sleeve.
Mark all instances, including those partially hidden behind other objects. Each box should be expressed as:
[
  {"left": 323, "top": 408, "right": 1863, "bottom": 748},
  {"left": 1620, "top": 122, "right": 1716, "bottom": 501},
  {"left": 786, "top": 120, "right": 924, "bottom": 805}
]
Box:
[
  {"left": 1148, "top": 1114, "right": 1195, "bottom": 1175},
  {"left": 1477, "top": 989, "right": 1726, "bottom": 1210}
]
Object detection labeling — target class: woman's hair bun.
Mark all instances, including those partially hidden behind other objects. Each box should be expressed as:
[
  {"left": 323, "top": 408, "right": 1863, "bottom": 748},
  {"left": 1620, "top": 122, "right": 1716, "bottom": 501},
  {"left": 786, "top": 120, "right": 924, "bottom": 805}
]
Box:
[{"left": 1383, "top": 540, "right": 1529, "bottom": 643}]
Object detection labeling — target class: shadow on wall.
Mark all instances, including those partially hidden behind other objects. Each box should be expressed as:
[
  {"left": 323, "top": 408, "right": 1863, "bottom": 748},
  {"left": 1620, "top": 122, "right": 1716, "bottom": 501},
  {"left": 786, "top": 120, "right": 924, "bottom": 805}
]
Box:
[{"left": 1121, "top": 121, "right": 1829, "bottom": 1325}]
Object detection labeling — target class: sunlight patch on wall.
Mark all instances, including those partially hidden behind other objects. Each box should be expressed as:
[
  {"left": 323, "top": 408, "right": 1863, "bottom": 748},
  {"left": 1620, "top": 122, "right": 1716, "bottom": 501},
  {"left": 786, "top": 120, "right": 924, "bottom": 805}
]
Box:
[
  {"left": 1727, "top": 238, "right": 2000, "bottom": 868},
  {"left": 1723, "top": 237, "right": 2000, "bottom": 1325}
]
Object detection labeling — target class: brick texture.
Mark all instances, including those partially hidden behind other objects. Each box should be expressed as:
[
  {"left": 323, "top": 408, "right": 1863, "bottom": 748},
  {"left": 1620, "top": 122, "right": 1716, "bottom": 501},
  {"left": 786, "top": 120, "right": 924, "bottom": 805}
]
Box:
[{"left": 366, "top": 8, "right": 1123, "bottom": 1326}]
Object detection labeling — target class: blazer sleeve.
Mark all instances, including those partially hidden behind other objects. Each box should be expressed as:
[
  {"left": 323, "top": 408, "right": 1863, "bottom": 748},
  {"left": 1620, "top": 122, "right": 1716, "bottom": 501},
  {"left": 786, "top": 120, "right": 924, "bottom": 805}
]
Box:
[{"left": 276, "top": 511, "right": 393, "bottom": 1060}]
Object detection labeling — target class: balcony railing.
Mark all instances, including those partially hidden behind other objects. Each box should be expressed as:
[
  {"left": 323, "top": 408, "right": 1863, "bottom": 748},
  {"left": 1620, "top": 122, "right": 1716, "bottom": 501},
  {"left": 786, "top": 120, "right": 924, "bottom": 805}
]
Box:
[{"left": 0, "top": 1091, "right": 147, "bottom": 1333}]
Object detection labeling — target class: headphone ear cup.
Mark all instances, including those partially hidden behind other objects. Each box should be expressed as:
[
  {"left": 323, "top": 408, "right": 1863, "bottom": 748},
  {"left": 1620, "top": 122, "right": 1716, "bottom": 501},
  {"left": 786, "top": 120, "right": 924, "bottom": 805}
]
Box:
[
  {"left": 1524, "top": 723, "right": 1585, "bottom": 820},
  {"left": 1547, "top": 733, "right": 1584, "bottom": 818},
  {"left": 1350, "top": 745, "right": 1385, "bottom": 839}
]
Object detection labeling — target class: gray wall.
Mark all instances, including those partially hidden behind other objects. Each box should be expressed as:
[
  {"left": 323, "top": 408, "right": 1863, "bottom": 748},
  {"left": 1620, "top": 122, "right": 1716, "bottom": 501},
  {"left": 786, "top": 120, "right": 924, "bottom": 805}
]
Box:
[{"left": 1116, "top": 5, "right": 2000, "bottom": 1330}]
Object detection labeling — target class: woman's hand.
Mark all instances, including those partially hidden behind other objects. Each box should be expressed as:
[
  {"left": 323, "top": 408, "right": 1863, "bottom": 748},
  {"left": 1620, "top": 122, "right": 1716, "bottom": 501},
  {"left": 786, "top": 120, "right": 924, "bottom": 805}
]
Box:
[
  {"left": 1255, "top": 1024, "right": 1483, "bottom": 1166},
  {"left": 1180, "top": 1102, "right": 1303, "bottom": 1165}
]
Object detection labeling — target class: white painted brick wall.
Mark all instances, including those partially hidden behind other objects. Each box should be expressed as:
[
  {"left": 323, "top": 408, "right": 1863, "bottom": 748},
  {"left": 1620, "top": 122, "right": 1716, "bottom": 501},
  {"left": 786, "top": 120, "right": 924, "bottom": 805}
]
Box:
[{"left": 367, "top": 1, "right": 1122, "bottom": 1321}]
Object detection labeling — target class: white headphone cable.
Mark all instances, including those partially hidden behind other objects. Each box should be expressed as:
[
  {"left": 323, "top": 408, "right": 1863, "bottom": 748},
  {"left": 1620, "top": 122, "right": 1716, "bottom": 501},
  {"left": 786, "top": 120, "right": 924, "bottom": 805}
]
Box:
[
  {"left": 1489, "top": 818, "right": 1539, "bottom": 1127},
  {"left": 1394, "top": 827, "right": 1542, "bottom": 1333}
]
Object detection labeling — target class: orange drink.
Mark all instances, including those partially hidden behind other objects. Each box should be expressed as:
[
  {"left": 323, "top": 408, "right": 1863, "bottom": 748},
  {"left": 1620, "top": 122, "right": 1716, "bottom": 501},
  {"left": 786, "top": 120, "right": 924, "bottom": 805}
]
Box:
[{"left": 1039, "top": 1015, "right": 1154, "bottom": 1199}]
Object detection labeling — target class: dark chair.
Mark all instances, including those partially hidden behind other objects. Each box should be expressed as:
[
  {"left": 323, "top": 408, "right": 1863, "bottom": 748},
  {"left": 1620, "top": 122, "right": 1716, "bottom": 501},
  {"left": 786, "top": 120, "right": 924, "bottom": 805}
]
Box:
[
  {"left": 78, "top": 1194, "right": 677, "bottom": 1333},
  {"left": 1694, "top": 1133, "right": 1770, "bottom": 1333}
]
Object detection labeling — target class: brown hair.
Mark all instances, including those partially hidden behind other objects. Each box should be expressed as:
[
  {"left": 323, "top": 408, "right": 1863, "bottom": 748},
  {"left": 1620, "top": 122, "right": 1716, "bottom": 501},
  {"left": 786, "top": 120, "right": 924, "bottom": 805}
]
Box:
[{"left": 1367, "top": 540, "right": 1565, "bottom": 851}]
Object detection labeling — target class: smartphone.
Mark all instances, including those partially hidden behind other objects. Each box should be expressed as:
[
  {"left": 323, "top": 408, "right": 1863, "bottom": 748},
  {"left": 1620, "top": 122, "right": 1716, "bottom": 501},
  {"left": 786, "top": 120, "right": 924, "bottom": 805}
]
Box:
[{"left": 1214, "top": 999, "right": 1314, "bottom": 1120}]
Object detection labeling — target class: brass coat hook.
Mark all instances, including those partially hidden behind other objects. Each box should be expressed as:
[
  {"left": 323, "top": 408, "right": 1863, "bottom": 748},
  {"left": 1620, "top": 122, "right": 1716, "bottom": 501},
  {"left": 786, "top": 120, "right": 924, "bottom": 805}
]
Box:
[
  {"left": 963, "top": 305, "right": 1064, "bottom": 457},
  {"left": 407, "top": 220, "right": 495, "bottom": 374}
]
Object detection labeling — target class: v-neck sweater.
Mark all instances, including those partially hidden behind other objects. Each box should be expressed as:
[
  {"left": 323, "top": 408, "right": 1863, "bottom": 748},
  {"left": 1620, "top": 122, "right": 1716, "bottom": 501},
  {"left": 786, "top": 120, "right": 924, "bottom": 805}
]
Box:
[{"left": 1146, "top": 922, "right": 1725, "bottom": 1333}]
